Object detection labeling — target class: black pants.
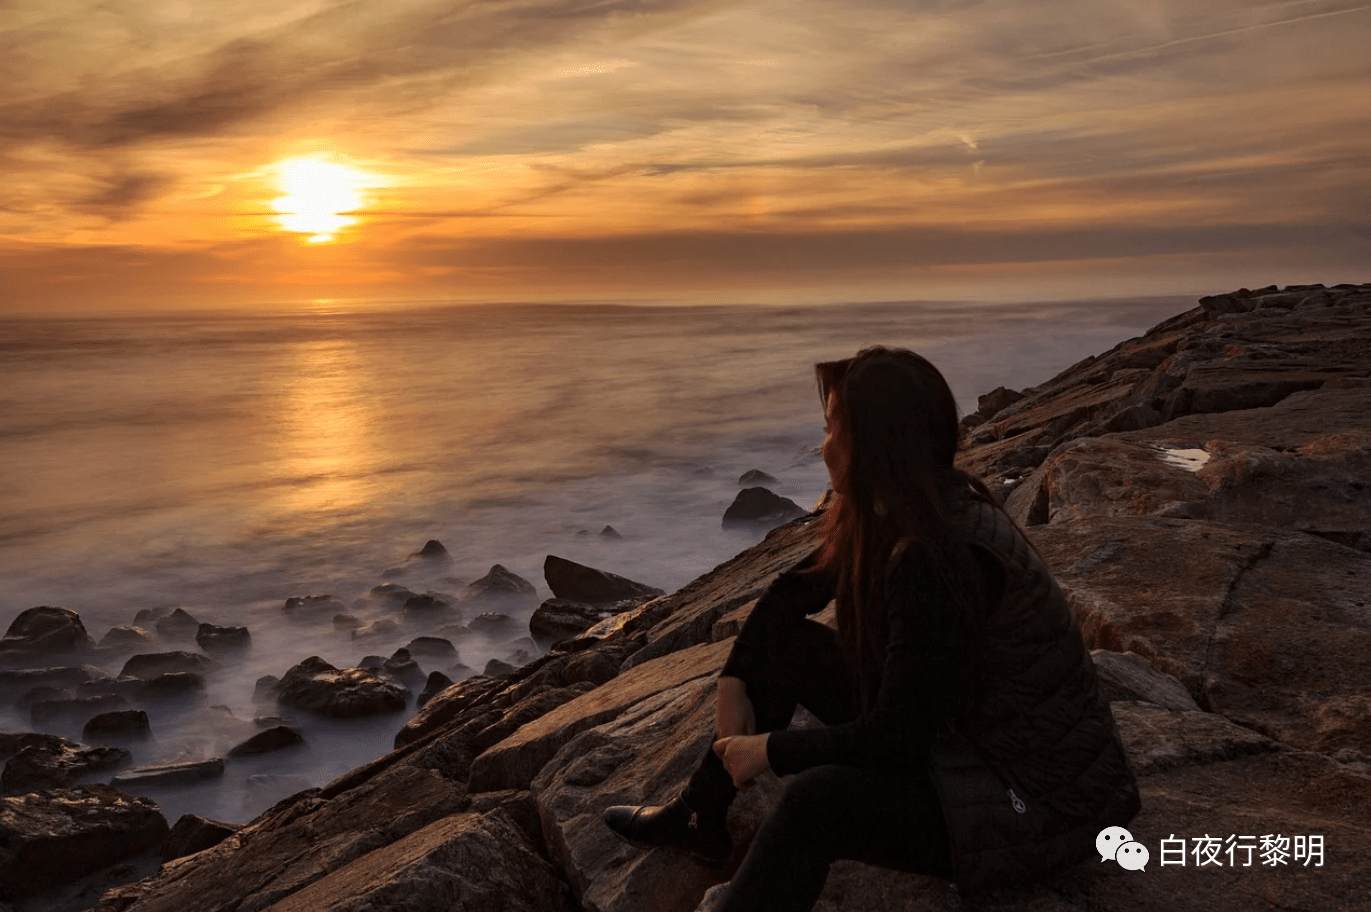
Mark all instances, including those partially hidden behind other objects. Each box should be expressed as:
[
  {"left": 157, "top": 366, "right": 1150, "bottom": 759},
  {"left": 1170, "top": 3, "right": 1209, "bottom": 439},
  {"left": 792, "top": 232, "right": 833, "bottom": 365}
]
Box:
[{"left": 683, "top": 617, "right": 952, "bottom": 912}]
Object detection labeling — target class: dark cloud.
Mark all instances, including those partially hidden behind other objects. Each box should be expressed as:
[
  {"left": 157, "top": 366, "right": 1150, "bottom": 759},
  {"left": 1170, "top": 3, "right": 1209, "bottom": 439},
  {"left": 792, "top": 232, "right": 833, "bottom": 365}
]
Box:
[{"left": 76, "top": 170, "right": 170, "bottom": 219}]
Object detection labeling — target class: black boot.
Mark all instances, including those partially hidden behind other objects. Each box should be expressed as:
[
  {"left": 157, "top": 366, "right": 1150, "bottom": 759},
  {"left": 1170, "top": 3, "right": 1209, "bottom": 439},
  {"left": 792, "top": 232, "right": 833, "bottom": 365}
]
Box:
[{"left": 602, "top": 794, "right": 733, "bottom": 867}]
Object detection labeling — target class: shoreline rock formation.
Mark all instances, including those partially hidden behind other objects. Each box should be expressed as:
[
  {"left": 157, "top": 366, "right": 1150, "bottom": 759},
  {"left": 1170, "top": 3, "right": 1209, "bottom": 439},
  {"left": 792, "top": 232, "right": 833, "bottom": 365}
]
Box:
[{"left": 6, "top": 282, "right": 1371, "bottom": 910}]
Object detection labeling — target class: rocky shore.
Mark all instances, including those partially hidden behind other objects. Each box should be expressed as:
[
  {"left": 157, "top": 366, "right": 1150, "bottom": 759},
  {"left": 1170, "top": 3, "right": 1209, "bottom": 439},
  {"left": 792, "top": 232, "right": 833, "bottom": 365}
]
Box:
[{"left": 4, "top": 282, "right": 1371, "bottom": 911}]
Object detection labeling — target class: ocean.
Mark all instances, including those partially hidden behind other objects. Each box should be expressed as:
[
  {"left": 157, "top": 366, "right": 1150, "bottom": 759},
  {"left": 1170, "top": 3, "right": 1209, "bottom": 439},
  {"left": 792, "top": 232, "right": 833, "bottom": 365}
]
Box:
[{"left": 0, "top": 295, "right": 1192, "bottom": 824}]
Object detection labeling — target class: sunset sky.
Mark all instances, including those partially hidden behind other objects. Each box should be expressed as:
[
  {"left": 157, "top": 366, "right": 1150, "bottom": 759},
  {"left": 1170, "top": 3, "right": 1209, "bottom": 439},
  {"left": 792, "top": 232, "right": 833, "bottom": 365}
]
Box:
[{"left": 3, "top": 0, "right": 1369, "bottom": 312}]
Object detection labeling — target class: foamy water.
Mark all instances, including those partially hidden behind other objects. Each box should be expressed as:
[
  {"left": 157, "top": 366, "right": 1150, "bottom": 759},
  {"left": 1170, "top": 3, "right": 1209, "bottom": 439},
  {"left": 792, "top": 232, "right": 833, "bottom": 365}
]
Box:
[{"left": 0, "top": 295, "right": 1193, "bottom": 824}]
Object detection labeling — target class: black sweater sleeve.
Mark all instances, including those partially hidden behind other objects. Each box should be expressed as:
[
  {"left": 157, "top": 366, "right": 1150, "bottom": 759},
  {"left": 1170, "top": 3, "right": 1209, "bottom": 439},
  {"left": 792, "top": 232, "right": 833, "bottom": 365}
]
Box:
[
  {"left": 765, "top": 546, "right": 1004, "bottom": 776},
  {"left": 720, "top": 547, "right": 835, "bottom": 682}
]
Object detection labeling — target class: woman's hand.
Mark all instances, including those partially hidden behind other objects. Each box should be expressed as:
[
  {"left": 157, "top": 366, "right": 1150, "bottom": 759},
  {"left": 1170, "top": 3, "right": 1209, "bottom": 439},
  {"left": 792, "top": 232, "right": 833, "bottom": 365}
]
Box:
[
  {"left": 715, "top": 675, "right": 755, "bottom": 739},
  {"left": 712, "top": 733, "right": 771, "bottom": 791}
]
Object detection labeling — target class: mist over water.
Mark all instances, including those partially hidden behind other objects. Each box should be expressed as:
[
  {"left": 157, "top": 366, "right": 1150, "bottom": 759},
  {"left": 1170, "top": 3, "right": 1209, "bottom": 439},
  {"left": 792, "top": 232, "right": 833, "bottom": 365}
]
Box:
[{"left": 0, "top": 295, "right": 1192, "bottom": 823}]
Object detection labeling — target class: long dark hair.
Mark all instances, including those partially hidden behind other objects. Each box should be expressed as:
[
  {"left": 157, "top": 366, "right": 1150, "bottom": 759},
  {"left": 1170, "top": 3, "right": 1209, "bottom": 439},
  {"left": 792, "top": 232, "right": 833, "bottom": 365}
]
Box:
[{"left": 807, "top": 347, "right": 993, "bottom": 708}]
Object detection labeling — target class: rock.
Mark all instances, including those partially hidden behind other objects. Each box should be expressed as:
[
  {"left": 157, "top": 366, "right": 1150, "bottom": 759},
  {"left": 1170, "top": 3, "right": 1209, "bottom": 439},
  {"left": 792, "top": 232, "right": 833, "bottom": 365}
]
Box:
[
  {"left": 402, "top": 593, "right": 455, "bottom": 616},
  {"left": 83, "top": 709, "right": 152, "bottom": 741},
  {"left": 737, "top": 469, "right": 778, "bottom": 485},
  {"left": 162, "top": 814, "right": 240, "bottom": 863},
  {"left": 30, "top": 693, "right": 128, "bottom": 726},
  {"left": 15, "top": 684, "right": 68, "bottom": 709},
  {"left": 976, "top": 385, "right": 1025, "bottom": 420},
  {"left": 0, "top": 606, "right": 94, "bottom": 659},
  {"left": 98, "top": 626, "right": 154, "bottom": 649},
  {"left": 0, "top": 785, "right": 168, "bottom": 898},
  {"left": 721, "top": 487, "right": 807, "bottom": 529},
  {"left": 136, "top": 671, "right": 205, "bottom": 698},
  {"left": 333, "top": 614, "right": 361, "bottom": 630},
  {"left": 405, "top": 637, "right": 457, "bottom": 660},
  {"left": 0, "top": 665, "right": 96, "bottom": 693},
  {"left": 275, "top": 656, "right": 409, "bottom": 717},
  {"left": 413, "top": 539, "right": 452, "bottom": 562},
  {"left": 228, "top": 725, "right": 305, "bottom": 757},
  {"left": 1092, "top": 651, "right": 1199, "bottom": 711},
  {"left": 2, "top": 743, "right": 132, "bottom": 794},
  {"left": 111, "top": 758, "right": 225, "bottom": 790},
  {"left": 417, "top": 671, "right": 453, "bottom": 709},
  {"left": 154, "top": 608, "right": 200, "bottom": 641},
  {"left": 599, "top": 525, "right": 623, "bottom": 540},
  {"left": 468, "top": 612, "right": 518, "bottom": 633},
  {"left": 460, "top": 565, "right": 538, "bottom": 610},
  {"left": 353, "top": 618, "right": 401, "bottom": 640},
  {"left": 195, "top": 623, "right": 250, "bottom": 653},
  {"left": 382, "top": 649, "right": 425, "bottom": 690},
  {"left": 483, "top": 658, "right": 516, "bottom": 677},
  {"left": 0, "top": 732, "right": 78, "bottom": 761},
  {"left": 119, "top": 650, "right": 213, "bottom": 679},
  {"left": 132, "top": 607, "right": 169, "bottom": 625},
  {"left": 530, "top": 598, "right": 646, "bottom": 644},
  {"left": 282, "top": 595, "right": 346, "bottom": 617},
  {"left": 253, "top": 675, "right": 280, "bottom": 700},
  {"left": 370, "top": 584, "right": 417, "bottom": 606},
  {"left": 543, "top": 555, "right": 665, "bottom": 604}
]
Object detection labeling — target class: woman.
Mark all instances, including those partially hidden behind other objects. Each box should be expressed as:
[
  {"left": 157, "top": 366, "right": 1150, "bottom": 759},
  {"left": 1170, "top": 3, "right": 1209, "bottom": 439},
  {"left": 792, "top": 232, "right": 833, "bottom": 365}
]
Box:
[{"left": 604, "top": 347, "right": 1139, "bottom": 910}]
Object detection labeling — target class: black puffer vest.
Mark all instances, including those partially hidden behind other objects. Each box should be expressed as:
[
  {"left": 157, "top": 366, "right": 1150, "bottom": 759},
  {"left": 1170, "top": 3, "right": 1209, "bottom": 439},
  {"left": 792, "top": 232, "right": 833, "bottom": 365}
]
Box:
[{"left": 927, "top": 494, "right": 1140, "bottom": 892}]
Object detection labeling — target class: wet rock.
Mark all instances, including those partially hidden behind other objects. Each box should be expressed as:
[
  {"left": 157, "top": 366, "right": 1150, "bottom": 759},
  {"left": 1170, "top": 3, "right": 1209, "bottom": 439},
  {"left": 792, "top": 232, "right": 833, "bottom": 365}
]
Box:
[
  {"left": 333, "top": 613, "right": 361, "bottom": 630},
  {"left": 405, "top": 637, "right": 457, "bottom": 660},
  {"left": 163, "top": 814, "right": 240, "bottom": 863},
  {"left": 253, "top": 675, "right": 280, "bottom": 700},
  {"left": 111, "top": 758, "right": 225, "bottom": 790},
  {"left": 275, "top": 656, "right": 409, "bottom": 717},
  {"left": 228, "top": 725, "right": 305, "bottom": 757},
  {"left": 136, "top": 671, "right": 206, "bottom": 699},
  {"left": 30, "top": 693, "right": 128, "bottom": 726},
  {"left": 98, "top": 626, "right": 154, "bottom": 649},
  {"left": 459, "top": 565, "right": 538, "bottom": 610},
  {"left": 413, "top": 539, "right": 452, "bottom": 562},
  {"left": 737, "top": 469, "right": 778, "bottom": 485},
  {"left": 119, "top": 651, "right": 213, "bottom": 679},
  {"left": 154, "top": 608, "right": 201, "bottom": 641},
  {"left": 15, "top": 684, "right": 68, "bottom": 709},
  {"left": 2, "top": 743, "right": 131, "bottom": 794},
  {"left": 352, "top": 618, "right": 401, "bottom": 640},
  {"left": 0, "top": 785, "right": 168, "bottom": 898},
  {"left": 369, "top": 584, "right": 417, "bottom": 606},
  {"left": 467, "top": 612, "right": 518, "bottom": 634},
  {"left": 0, "top": 606, "right": 95, "bottom": 659},
  {"left": 0, "top": 665, "right": 96, "bottom": 693},
  {"left": 382, "top": 649, "right": 425, "bottom": 690},
  {"left": 483, "top": 658, "right": 516, "bottom": 676},
  {"left": 599, "top": 525, "right": 623, "bottom": 540},
  {"left": 0, "top": 732, "right": 77, "bottom": 761},
  {"left": 417, "top": 671, "right": 453, "bottom": 709},
  {"left": 83, "top": 709, "right": 152, "bottom": 741},
  {"left": 196, "top": 623, "right": 250, "bottom": 653},
  {"left": 721, "top": 487, "right": 807, "bottom": 529},
  {"left": 402, "top": 593, "right": 456, "bottom": 616},
  {"left": 282, "top": 595, "right": 346, "bottom": 617},
  {"left": 530, "top": 598, "right": 646, "bottom": 644},
  {"left": 132, "top": 607, "right": 169, "bottom": 626},
  {"left": 543, "top": 554, "right": 665, "bottom": 604}
]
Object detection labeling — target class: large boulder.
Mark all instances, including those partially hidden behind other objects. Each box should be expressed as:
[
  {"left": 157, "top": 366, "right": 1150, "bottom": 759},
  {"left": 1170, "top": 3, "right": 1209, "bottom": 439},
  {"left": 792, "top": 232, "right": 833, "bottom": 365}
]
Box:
[
  {"left": 543, "top": 555, "right": 664, "bottom": 604},
  {"left": 0, "top": 785, "right": 168, "bottom": 899},
  {"left": 530, "top": 598, "right": 649, "bottom": 644},
  {"left": 459, "top": 565, "right": 539, "bottom": 610},
  {"left": 274, "top": 656, "right": 410, "bottom": 717},
  {"left": 119, "top": 651, "right": 213, "bottom": 679},
  {"left": 0, "top": 607, "right": 95, "bottom": 660}
]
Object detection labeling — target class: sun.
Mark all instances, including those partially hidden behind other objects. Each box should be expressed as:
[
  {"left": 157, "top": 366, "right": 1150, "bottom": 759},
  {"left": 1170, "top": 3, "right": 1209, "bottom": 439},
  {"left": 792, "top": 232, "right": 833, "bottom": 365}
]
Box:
[{"left": 271, "top": 158, "right": 370, "bottom": 243}]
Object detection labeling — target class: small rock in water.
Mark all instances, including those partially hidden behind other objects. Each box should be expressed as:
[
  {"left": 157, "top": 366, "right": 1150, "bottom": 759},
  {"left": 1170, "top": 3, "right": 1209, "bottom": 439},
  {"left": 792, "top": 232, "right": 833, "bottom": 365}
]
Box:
[
  {"left": 228, "top": 725, "right": 305, "bottom": 757},
  {"left": 154, "top": 608, "right": 201, "bottom": 641},
  {"left": 369, "top": 584, "right": 416, "bottom": 606},
  {"left": 119, "top": 651, "right": 213, "bottom": 679},
  {"left": 333, "top": 614, "right": 361, "bottom": 630},
  {"left": 163, "top": 814, "right": 240, "bottom": 863},
  {"left": 352, "top": 618, "right": 400, "bottom": 640},
  {"left": 0, "top": 666, "right": 96, "bottom": 692},
  {"left": 382, "top": 649, "right": 425, "bottom": 689},
  {"left": 413, "top": 539, "right": 452, "bottom": 562},
  {"left": 275, "top": 656, "right": 409, "bottom": 717},
  {"left": 137, "top": 671, "right": 205, "bottom": 699},
  {"left": 721, "top": 487, "right": 807, "bottom": 529},
  {"left": 282, "top": 595, "right": 346, "bottom": 617},
  {"left": 30, "top": 693, "right": 127, "bottom": 726},
  {"left": 133, "top": 607, "right": 170, "bottom": 625},
  {"left": 459, "top": 565, "right": 538, "bottom": 610},
  {"left": 253, "top": 675, "right": 280, "bottom": 701},
  {"left": 404, "top": 636, "right": 457, "bottom": 659},
  {"left": 483, "top": 658, "right": 516, "bottom": 677},
  {"left": 417, "top": 670, "right": 454, "bottom": 708},
  {"left": 467, "top": 612, "right": 517, "bottom": 633},
  {"left": 15, "top": 685, "right": 68, "bottom": 709},
  {"left": 599, "top": 525, "right": 623, "bottom": 540},
  {"left": 112, "top": 758, "right": 225, "bottom": 789},
  {"left": 402, "top": 593, "right": 454, "bottom": 616},
  {"left": 738, "top": 468, "right": 778, "bottom": 485},
  {"left": 196, "top": 623, "right": 250, "bottom": 653},
  {"left": 358, "top": 655, "right": 384, "bottom": 669},
  {"left": 98, "top": 625, "right": 154, "bottom": 649},
  {"left": 0, "top": 606, "right": 95, "bottom": 657},
  {"left": 83, "top": 709, "right": 152, "bottom": 741}
]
